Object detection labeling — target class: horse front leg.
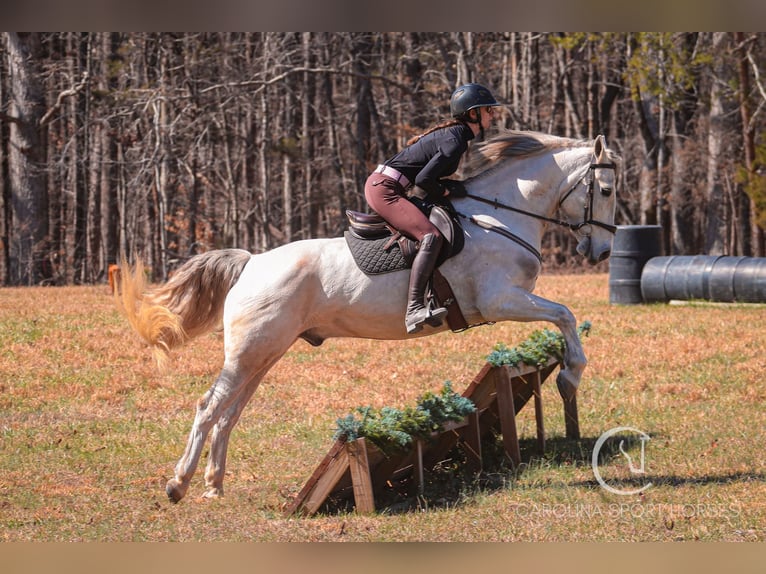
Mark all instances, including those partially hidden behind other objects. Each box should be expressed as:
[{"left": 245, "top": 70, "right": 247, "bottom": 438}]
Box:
[{"left": 486, "top": 286, "right": 587, "bottom": 400}]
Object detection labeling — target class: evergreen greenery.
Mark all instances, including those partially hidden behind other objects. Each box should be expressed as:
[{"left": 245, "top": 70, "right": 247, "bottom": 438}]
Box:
[
  {"left": 334, "top": 381, "right": 475, "bottom": 453},
  {"left": 486, "top": 321, "right": 591, "bottom": 368},
  {"left": 334, "top": 322, "right": 591, "bottom": 452}
]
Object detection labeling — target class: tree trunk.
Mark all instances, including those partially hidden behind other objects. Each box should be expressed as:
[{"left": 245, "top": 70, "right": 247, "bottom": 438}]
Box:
[
  {"left": 669, "top": 118, "right": 696, "bottom": 254},
  {"left": 99, "top": 33, "right": 119, "bottom": 269},
  {"left": 736, "top": 32, "right": 763, "bottom": 256},
  {"left": 705, "top": 32, "right": 729, "bottom": 255},
  {"left": 5, "top": 32, "right": 49, "bottom": 285},
  {"left": 0, "top": 39, "right": 11, "bottom": 284},
  {"left": 301, "top": 32, "right": 318, "bottom": 239},
  {"left": 669, "top": 34, "right": 701, "bottom": 255}
]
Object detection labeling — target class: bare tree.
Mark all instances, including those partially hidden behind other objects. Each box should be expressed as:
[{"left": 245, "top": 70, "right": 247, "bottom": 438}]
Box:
[
  {"left": 705, "top": 32, "right": 731, "bottom": 255},
  {"left": 0, "top": 32, "right": 764, "bottom": 284},
  {"left": 4, "top": 32, "right": 49, "bottom": 285}
]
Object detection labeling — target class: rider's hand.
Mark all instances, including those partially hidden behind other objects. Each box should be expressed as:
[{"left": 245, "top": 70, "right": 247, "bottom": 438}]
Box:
[
  {"left": 408, "top": 186, "right": 429, "bottom": 200},
  {"left": 441, "top": 179, "right": 467, "bottom": 198}
]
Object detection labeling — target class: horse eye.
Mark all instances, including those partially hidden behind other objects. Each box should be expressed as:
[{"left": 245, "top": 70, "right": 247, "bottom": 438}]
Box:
[{"left": 600, "top": 186, "right": 613, "bottom": 197}]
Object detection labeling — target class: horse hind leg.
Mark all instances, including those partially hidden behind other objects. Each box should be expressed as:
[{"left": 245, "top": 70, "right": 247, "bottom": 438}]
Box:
[
  {"left": 200, "top": 375, "right": 263, "bottom": 499},
  {"left": 165, "top": 367, "right": 254, "bottom": 503},
  {"left": 201, "top": 348, "right": 290, "bottom": 498}
]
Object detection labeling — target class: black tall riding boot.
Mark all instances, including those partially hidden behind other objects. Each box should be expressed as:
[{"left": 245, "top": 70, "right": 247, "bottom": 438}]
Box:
[{"left": 405, "top": 233, "right": 448, "bottom": 334}]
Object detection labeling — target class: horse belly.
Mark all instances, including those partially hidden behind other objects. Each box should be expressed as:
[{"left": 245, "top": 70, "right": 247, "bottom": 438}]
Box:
[{"left": 229, "top": 239, "right": 414, "bottom": 343}]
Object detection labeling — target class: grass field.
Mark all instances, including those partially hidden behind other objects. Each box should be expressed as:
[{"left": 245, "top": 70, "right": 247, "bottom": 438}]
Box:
[{"left": 0, "top": 274, "right": 764, "bottom": 541}]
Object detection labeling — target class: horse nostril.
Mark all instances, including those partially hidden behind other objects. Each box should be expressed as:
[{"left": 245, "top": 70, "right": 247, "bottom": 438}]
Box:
[{"left": 598, "top": 249, "right": 611, "bottom": 262}]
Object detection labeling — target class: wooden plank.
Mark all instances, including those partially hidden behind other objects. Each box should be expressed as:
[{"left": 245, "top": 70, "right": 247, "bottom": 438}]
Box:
[
  {"left": 461, "top": 363, "right": 497, "bottom": 410},
  {"left": 285, "top": 438, "right": 347, "bottom": 516},
  {"left": 505, "top": 355, "right": 559, "bottom": 381},
  {"left": 346, "top": 438, "right": 376, "bottom": 514},
  {"left": 461, "top": 362, "right": 492, "bottom": 394},
  {"left": 329, "top": 439, "right": 388, "bottom": 499},
  {"left": 495, "top": 367, "right": 521, "bottom": 468},
  {"left": 293, "top": 443, "right": 351, "bottom": 516},
  {"left": 532, "top": 369, "right": 545, "bottom": 453},
  {"left": 511, "top": 372, "right": 535, "bottom": 413}
]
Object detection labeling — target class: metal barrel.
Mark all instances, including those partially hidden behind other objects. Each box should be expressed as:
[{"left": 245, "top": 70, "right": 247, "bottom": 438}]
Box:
[
  {"left": 708, "top": 256, "right": 743, "bottom": 302},
  {"left": 641, "top": 255, "right": 766, "bottom": 303},
  {"left": 639, "top": 256, "right": 675, "bottom": 303},
  {"left": 608, "top": 225, "right": 663, "bottom": 305},
  {"left": 733, "top": 257, "right": 766, "bottom": 302},
  {"left": 685, "top": 255, "right": 720, "bottom": 299}
]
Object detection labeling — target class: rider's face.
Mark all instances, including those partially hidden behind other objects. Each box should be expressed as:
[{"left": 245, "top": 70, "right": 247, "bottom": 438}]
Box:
[{"left": 481, "top": 106, "right": 497, "bottom": 128}]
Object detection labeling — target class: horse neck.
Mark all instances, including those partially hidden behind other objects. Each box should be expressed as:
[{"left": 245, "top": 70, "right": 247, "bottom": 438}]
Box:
[
  {"left": 480, "top": 147, "right": 589, "bottom": 216},
  {"left": 464, "top": 146, "right": 593, "bottom": 251}
]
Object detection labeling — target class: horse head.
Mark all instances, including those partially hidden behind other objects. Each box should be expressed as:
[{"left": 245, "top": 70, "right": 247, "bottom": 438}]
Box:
[
  {"left": 462, "top": 131, "right": 619, "bottom": 266},
  {"left": 557, "top": 134, "right": 618, "bottom": 265}
]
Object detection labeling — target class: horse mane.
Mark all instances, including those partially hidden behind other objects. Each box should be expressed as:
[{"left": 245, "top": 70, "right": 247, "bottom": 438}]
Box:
[{"left": 463, "top": 130, "right": 617, "bottom": 179}]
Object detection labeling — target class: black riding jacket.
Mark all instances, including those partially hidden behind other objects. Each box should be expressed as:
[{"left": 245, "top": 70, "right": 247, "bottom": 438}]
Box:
[{"left": 384, "top": 123, "right": 475, "bottom": 202}]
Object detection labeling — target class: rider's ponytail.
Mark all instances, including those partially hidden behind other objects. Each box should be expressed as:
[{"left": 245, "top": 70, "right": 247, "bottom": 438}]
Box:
[{"left": 405, "top": 119, "right": 466, "bottom": 146}]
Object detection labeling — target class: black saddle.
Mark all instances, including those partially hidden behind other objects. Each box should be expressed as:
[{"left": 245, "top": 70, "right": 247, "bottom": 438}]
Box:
[{"left": 344, "top": 202, "right": 465, "bottom": 275}]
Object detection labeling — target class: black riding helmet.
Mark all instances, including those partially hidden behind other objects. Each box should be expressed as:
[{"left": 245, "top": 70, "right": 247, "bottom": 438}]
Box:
[{"left": 450, "top": 83, "right": 500, "bottom": 122}]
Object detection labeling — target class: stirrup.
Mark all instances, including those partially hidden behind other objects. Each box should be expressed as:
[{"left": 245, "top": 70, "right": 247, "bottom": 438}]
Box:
[
  {"left": 405, "top": 305, "right": 447, "bottom": 334},
  {"left": 425, "top": 306, "right": 448, "bottom": 327}
]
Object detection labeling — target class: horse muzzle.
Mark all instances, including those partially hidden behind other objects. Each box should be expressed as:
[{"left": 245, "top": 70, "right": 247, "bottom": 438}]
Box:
[{"left": 577, "top": 236, "right": 611, "bottom": 265}]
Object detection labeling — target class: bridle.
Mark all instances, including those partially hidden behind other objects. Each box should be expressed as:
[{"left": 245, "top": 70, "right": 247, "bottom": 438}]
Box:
[
  {"left": 464, "top": 161, "right": 617, "bottom": 235},
  {"left": 557, "top": 161, "right": 618, "bottom": 234}
]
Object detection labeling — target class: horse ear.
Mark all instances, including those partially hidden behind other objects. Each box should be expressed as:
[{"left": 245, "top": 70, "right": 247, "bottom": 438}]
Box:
[{"left": 594, "top": 134, "right": 607, "bottom": 161}]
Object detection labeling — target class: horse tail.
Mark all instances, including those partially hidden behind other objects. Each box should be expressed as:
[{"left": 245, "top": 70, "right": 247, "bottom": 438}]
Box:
[{"left": 115, "top": 249, "right": 252, "bottom": 368}]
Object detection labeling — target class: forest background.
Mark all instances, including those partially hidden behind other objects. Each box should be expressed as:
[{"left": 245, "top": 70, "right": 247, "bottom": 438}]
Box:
[{"left": 1, "top": 32, "right": 765, "bottom": 286}]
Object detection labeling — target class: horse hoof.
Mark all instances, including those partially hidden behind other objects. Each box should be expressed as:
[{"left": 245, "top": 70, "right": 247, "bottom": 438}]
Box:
[
  {"left": 166, "top": 479, "right": 187, "bottom": 503},
  {"left": 556, "top": 372, "right": 578, "bottom": 401},
  {"left": 201, "top": 487, "right": 223, "bottom": 499}
]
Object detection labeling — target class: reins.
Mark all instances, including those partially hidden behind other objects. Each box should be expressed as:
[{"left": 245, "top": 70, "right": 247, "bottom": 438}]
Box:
[
  {"left": 459, "top": 213, "right": 543, "bottom": 263},
  {"left": 463, "top": 161, "right": 617, "bottom": 235},
  {"left": 452, "top": 160, "right": 617, "bottom": 262}
]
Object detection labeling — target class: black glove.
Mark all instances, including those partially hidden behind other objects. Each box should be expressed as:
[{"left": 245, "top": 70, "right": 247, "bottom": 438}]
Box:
[
  {"left": 441, "top": 179, "right": 467, "bottom": 198},
  {"left": 408, "top": 185, "right": 429, "bottom": 201}
]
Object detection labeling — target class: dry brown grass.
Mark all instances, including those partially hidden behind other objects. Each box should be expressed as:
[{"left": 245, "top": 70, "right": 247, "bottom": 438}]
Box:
[{"left": 0, "top": 275, "right": 764, "bottom": 541}]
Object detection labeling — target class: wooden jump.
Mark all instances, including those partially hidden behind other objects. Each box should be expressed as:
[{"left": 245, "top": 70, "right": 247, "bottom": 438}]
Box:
[{"left": 285, "top": 355, "right": 578, "bottom": 516}]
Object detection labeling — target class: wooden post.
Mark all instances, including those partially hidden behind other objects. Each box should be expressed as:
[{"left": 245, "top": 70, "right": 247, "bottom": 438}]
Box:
[
  {"left": 495, "top": 367, "right": 521, "bottom": 468},
  {"left": 108, "top": 264, "right": 121, "bottom": 294},
  {"left": 563, "top": 394, "right": 580, "bottom": 440},
  {"left": 532, "top": 370, "right": 545, "bottom": 453},
  {"left": 463, "top": 410, "right": 482, "bottom": 472},
  {"left": 346, "top": 438, "right": 375, "bottom": 514},
  {"left": 415, "top": 439, "right": 425, "bottom": 496}
]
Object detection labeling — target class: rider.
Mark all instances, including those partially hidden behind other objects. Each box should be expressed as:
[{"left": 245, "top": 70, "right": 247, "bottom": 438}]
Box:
[{"left": 364, "top": 83, "right": 501, "bottom": 334}]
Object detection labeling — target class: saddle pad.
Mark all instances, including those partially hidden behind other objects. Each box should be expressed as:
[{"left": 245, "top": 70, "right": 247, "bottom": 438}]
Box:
[{"left": 344, "top": 231, "right": 410, "bottom": 275}]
